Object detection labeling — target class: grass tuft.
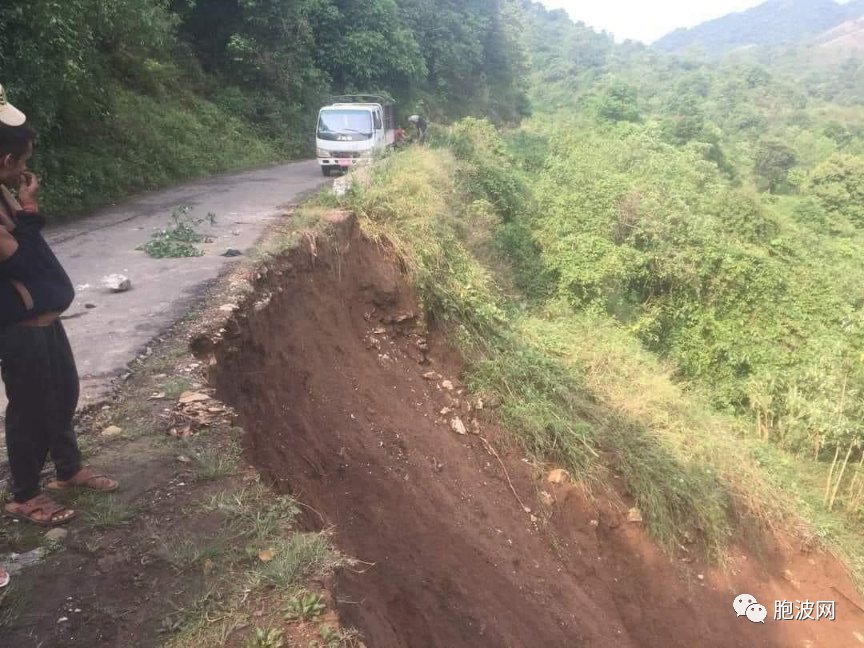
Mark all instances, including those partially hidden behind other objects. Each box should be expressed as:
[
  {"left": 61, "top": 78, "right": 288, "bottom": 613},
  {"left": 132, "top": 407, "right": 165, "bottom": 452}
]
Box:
[
  {"left": 190, "top": 443, "right": 241, "bottom": 482},
  {"left": 78, "top": 493, "right": 138, "bottom": 529}
]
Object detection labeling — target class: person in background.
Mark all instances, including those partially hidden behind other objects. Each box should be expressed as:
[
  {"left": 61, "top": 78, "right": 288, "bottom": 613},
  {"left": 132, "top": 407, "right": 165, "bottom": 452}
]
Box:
[
  {"left": 394, "top": 125, "right": 408, "bottom": 146},
  {"left": 0, "top": 84, "right": 118, "bottom": 528},
  {"left": 407, "top": 114, "right": 428, "bottom": 144}
]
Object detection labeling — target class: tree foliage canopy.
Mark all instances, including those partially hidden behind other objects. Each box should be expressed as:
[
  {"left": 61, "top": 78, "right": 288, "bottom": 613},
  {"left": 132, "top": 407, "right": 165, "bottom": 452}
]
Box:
[{"left": 0, "top": 0, "right": 531, "bottom": 212}]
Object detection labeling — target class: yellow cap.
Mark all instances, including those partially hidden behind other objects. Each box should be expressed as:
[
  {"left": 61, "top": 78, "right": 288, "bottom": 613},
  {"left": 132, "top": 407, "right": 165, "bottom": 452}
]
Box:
[{"left": 0, "top": 85, "right": 26, "bottom": 127}]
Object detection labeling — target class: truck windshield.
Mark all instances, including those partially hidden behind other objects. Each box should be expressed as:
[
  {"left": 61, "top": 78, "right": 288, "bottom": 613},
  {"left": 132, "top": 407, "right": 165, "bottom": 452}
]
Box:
[{"left": 317, "top": 110, "right": 373, "bottom": 140}]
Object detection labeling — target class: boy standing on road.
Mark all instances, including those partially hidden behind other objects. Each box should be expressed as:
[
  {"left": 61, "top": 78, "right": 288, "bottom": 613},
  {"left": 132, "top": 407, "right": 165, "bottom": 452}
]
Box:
[{"left": 0, "top": 85, "right": 118, "bottom": 527}]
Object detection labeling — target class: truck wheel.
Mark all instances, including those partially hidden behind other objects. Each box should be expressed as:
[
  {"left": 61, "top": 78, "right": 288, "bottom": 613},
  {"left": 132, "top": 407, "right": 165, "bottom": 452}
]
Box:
[{"left": 322, "top": 167, "right": 332, "bottom": 177}]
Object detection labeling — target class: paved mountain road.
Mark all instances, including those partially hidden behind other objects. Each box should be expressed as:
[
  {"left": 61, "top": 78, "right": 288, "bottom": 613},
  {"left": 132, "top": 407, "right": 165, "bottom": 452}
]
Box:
[{"left": 1, "top": 160, "right": 329, "bottom": 415}]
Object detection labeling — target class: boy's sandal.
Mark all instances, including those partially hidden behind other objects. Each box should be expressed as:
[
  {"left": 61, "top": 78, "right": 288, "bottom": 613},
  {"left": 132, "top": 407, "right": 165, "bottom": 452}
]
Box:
[
  {"left": 46, "top": 471, "right": 118, "bottom": 493},
  {"left": 4, "top": 494, "right": 76, "bottom": 527}
]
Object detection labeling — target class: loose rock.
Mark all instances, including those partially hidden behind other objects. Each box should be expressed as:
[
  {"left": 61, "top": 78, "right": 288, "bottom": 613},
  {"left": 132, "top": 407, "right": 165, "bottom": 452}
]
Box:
[
  {"left": 450, "top": 417, "right": 468, "bottom": 435},
  {"left": 547, "top": 469, "right": 570, "bottom": 485},
  {"left": 44, "top": 528, "right": 69, "bottom": 543},
  {"left": 179, "top": 391, "right": 211, "bottom": 404},
  {"left": 102, "top": 274, "right": 131, "bottom": 293},
  {"left": 423, "top": 372, "right": 442, "bottom": 381},
  {"left": 441, "top": 380, "right": 455, "bottom": 391},
  {"left": 221, "top": 248, "right": 242, "bottom": 257},
  {"left": 219, "top": 304, "right": 239, "bottom": 312},
  {"left": 627, "top": 507, "right": 643, "bottom": 523},
  {"left": 100, "top": 425, "right": 123, "bottom": 437}
]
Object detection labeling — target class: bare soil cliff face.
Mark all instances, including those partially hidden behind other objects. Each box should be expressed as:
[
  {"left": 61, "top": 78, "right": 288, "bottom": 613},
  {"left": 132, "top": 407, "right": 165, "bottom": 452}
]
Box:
[{"left": 210, "top": 215, "right": 860, "bottom": 648}]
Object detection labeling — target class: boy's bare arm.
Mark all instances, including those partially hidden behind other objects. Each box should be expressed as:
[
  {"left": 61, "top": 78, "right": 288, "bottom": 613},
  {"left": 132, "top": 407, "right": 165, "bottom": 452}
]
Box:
[{"left": 0, "top": 227, "right": 18, "bottom": 261}]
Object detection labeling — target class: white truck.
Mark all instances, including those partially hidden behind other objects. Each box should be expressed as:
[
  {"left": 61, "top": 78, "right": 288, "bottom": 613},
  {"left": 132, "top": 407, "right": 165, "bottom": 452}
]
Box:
[{"left": 315, "top": 95, "right": 396, "bottom": 176}]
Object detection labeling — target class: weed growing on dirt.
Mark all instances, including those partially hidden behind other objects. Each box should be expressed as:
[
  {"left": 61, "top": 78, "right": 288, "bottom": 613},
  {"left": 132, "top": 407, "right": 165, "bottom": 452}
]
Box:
[
  {"left": 285, "top": 591, "right": 326, "bottom": 621},
  {"left": 314, "top": 625, "right": 363, "bottom": 648},
  {"left": 78, "top": 493, "right": 138, "bottom": 529},
  {"left": 0, "top": 584, "right": 30, "bottom": 630},
  {"left": 0, "top": 521, "right": 43, "bottom": 554},
  {"left": 259, "top": 203, "right": 334, "bottom": 258},
  {"left": 190, "top": 443, "right": 241, "bottom": 482},
  {"left": 157, "top": 535, "right": 230, "bottom": 572},
  {"left": 246, "top": 627, "right": 284, "bottom": 648},
  {"left": 161, "top": 379, "right": 194, "bottom": 399},
  {"left": 251, "top": 533, "right": 335, "bottom": 590},
  {"left": 139, "top": 205, "right": 217, "bottom": 258},
  {"left": 162, "top": 487, "right": 351, "bottom": 647}
]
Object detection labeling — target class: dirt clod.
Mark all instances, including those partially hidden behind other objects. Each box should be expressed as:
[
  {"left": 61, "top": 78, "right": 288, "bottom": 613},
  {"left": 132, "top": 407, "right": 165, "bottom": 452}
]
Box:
[
  {"left": 44, "top": 528, "right": 69, "bottom": 543},
  {"left": 547, "top": 468, "right": 570, "bottom": 484},
  {"left": 450, "top": 418, "right": 468, "bottom": 436},
  {"left": 101, "top": 425, "right": 123, "bottom": 437},
  {"left": 178, "top": 391, "right": 210, "bottom": 404}
]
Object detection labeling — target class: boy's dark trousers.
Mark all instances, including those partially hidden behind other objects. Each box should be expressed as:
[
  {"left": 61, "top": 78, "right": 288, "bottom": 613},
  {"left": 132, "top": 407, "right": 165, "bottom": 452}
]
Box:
[{"left": 0, "top": 319, "right": 81, "bottom": 503}]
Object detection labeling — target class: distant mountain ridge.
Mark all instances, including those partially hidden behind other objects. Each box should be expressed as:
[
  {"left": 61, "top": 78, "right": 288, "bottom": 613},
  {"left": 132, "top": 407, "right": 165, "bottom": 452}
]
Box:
[{"left": 655, "top": 0, "right": 864, "bottom": 53}]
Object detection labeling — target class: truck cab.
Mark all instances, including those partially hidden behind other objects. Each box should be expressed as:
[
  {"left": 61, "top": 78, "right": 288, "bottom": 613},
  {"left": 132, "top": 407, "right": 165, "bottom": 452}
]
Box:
[{"left": 316, "top": 95, "right": 395, "bottom": 176}]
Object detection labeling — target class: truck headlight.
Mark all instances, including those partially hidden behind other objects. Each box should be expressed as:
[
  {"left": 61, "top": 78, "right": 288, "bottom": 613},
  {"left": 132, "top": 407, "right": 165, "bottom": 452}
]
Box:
[{"left": 316, "top": 148, "right": 331, "bottom": 158}]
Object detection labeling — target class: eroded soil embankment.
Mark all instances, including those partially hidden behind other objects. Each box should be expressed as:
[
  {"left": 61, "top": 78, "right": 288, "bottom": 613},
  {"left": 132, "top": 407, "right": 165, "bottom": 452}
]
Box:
[{"left": 208, "top": 215, "right": 858, "bottom": 648}]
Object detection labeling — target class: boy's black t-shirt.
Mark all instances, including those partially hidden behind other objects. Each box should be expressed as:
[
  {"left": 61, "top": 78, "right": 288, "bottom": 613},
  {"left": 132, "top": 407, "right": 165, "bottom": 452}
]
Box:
[{"left": 0, "top": 210, "right": 75, "bottom": 326}]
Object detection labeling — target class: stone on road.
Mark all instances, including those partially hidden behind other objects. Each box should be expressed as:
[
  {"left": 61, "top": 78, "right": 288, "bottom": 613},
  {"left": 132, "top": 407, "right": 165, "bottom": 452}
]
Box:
[
  {"left": 103, "top": 273, "right": 132, "bottom": 292},
  {"left": 0, "top": 160, "right": 328, "bottom": 415}
]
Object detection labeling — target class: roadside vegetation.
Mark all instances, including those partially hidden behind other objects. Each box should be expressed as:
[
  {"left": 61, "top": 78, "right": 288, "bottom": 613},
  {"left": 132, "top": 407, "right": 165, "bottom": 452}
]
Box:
[
  {"left": 341, "top": 107, "right": 864, "bottom": 585},
  {"left": 1, "top": 0, "right": 529, "bottom": 216}
]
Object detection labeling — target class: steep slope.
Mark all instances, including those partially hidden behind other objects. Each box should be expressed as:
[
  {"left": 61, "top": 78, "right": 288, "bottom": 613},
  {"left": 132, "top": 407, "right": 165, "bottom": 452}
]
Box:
[
  {"left": 655, "top": 0, "right": 864, "bottom": 53},
  {"left": 211, "top": 212, "right": 863, "bottom": 648}
]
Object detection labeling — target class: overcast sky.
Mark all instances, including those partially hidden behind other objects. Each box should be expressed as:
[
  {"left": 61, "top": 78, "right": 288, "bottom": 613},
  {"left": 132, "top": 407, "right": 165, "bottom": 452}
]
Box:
[{"left": 537, "top": 0, "right": 775, "bottom": 44}]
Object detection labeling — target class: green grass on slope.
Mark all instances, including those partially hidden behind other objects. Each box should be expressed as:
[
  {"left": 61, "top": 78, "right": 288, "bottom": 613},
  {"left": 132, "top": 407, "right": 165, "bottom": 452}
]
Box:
[{"left": 34, "top": 84, "right": 282, "bottom": 217}]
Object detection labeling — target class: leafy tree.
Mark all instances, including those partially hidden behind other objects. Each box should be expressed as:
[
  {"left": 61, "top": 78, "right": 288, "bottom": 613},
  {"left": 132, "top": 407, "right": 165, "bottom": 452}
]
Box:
[
  {"left": 662, "top": 96, "right": 705, "bottom": 145},
  {"left": 809, "top": 154, "right": 864, "bottom": 227},
  {"left": 753, "top": 139, "right": 798, "bottom": 193},
  {"left": 588, "top": 81, "right": 640, "bottom": 123}
]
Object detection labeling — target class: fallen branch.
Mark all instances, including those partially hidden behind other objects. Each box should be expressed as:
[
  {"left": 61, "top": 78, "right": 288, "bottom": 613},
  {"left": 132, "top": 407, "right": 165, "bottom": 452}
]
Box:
[{"left": 480, "top": 436, "right": 530, "bottom": 514}]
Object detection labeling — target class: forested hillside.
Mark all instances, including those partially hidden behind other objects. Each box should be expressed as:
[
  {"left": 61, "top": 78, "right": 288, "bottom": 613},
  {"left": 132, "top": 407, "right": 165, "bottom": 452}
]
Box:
[
  {"left": 0, "top": 0, "right": 529, "bottom": 214},
  {"left": 449, "top": 4, "right": 864, "bottom": 572},
  {"left": 518, "top": 3, "right": 864, "bottom": 455},
  {"left": 655, "top": 0, "right": 864, "bottom": 53}
]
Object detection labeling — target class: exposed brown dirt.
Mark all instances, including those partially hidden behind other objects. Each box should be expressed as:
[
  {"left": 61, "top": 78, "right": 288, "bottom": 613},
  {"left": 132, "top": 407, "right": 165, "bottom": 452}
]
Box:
[{"left": 211, "top": 214, "right": 864, "bottom": 648}]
